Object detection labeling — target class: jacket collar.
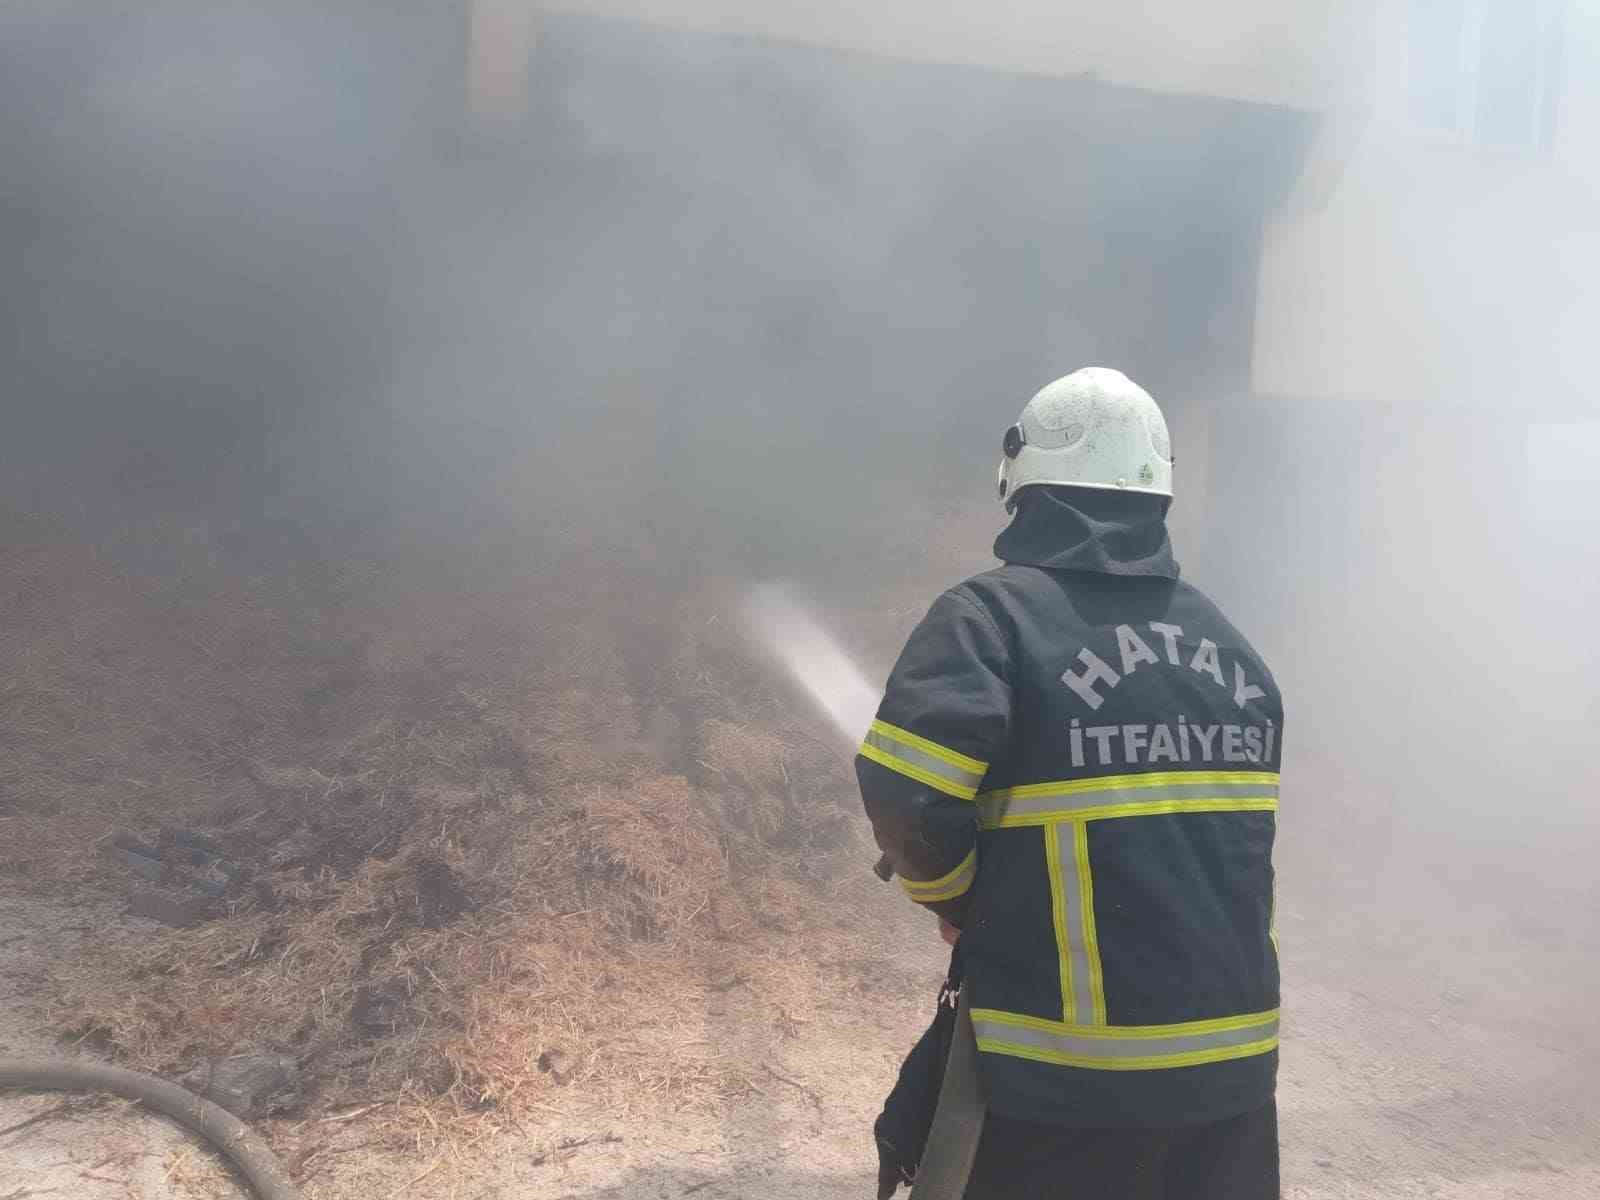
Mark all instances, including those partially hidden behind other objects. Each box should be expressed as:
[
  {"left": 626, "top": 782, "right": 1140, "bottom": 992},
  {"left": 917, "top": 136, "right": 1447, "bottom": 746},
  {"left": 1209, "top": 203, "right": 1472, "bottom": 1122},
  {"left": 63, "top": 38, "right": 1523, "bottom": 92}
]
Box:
[{"left": 993, "top": 486, "right": 1180, "bottom": 578}]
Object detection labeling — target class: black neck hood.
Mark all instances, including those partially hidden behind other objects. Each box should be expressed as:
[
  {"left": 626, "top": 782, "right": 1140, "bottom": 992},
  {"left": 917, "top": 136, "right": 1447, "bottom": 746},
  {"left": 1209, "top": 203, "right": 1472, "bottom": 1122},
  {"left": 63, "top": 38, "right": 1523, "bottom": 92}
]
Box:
[{"left": 994, "top": 487, "right": 1180, "bottom": 578}]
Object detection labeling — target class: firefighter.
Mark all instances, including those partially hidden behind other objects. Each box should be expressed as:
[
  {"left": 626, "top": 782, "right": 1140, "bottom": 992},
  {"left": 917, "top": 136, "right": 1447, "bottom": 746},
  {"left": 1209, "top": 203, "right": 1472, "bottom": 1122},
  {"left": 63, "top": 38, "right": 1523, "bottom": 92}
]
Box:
[{"left": 861, "top": 368, "right": 1282, "bottom": 1199}]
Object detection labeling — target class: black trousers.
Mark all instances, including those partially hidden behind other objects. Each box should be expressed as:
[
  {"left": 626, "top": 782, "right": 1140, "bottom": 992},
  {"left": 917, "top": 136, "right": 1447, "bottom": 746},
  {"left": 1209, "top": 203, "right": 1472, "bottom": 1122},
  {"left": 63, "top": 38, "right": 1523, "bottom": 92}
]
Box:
[{"left": 962, "top": 1100, "right": 1278, "bottom": 1200}]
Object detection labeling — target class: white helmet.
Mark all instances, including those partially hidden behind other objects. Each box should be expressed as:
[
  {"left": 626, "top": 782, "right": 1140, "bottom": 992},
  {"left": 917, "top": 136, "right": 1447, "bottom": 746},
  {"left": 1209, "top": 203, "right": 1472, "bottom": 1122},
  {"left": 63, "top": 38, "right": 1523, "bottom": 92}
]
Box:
[{"left": 997, "top": 367, "right": 1173, "bottom": 510}]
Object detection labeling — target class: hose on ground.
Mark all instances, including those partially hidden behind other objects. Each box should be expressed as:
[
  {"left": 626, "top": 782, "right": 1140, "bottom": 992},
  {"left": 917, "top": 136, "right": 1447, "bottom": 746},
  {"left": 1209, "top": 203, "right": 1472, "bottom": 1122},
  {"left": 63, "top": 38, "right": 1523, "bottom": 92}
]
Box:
[{"left": 0, "top": 1057, "right": 302, "bottom": 1200}]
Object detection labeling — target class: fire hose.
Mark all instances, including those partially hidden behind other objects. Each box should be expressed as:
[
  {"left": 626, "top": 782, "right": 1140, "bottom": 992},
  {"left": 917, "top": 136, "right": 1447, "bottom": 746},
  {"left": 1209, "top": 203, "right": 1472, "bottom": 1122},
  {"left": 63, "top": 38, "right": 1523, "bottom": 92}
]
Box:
[
  {"left": 0, "top": 1057, "right": 301, "bottom": 1200},
  {"left": 869, "top": 853, "right": 986, "bottom": 1200},
  {"left": 737, "top": 585, "right": 986, "bottom": 1197}
]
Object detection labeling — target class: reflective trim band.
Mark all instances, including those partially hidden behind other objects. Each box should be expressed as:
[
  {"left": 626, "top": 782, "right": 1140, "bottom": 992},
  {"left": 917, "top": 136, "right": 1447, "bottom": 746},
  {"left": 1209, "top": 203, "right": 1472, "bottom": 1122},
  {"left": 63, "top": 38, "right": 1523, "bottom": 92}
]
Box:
[
  {"left": 1071, "top": 822, "right": 1107, "bottom": 1026},
  {"left": 1044, "top": 820, "right": 1075, "bottom": 1021},
  {"left": 899, "top": 848, "right": 978, "bottom": 903},
  {"left": 859, "top": 720, "right": 988, "bottom": 801},
  {"left": 1046, "top": 821, "right": 1100, "bottom": 1024},
  {"left": 868, "top": 721, "right": 987, "bottom": 773},
  {"left": 978, "top": 771, "right": 1278, "bottom": 829},
  {"left": 1269, "top": 885, "right": 1279, "bottom": 956},
  {"left": 972, "top": 1008, "right": 1280, "bottom": 1071}
]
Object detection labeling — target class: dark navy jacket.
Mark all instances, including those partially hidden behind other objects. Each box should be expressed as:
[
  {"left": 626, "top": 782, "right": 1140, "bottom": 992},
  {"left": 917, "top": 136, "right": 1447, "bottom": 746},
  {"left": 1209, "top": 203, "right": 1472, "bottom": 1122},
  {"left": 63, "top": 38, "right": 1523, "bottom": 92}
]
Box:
[{"left": 858, "top": 488, "right": 1283, "bottom": 1128}]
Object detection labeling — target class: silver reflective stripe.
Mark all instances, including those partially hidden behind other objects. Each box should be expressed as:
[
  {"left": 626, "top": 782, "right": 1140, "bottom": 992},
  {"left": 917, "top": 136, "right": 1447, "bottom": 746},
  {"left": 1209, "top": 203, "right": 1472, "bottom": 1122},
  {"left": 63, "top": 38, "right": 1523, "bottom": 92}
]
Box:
[
  {"left": 861, "top": 727, "right": 985, "bottom": 797},
  {"left": 1052, "top": 822, "right": 1098, "bottom": 1024},
  {"left": 979, "top": 778, "right": 1277, "bottom": 827},
  {"left": 972, "top": 1013, "right": 1280, "bottom": 1064},
  {"left": 901, "top": 849, "right": 978, "bottom": 902}
]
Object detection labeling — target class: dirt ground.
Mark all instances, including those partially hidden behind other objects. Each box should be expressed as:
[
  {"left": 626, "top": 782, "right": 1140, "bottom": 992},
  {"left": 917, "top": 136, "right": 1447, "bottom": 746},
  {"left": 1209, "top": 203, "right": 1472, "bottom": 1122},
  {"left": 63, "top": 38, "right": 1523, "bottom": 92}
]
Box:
[{"left": 5, "top": 812, "right": 1600, "bottom": 1200}]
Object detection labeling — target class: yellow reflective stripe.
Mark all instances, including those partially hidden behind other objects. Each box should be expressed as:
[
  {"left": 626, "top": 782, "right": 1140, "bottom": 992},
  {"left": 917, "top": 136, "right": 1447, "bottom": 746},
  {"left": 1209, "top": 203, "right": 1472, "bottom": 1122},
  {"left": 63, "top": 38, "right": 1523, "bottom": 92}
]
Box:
[
  {"left": 869, "top": 720, "right": 987, "bottom": 773},
  {"left": 971, "top": 1006, "right": 1280, "bottom": 1071},
  {"left": 989, "top": 770, "right": 1279, "bottom": 801},
  {"left": 898, "top": 848, "right": 977, "bottom": 903},
  {"left": 1044, "top": 821, "right": 1076, "bottom": 1023},
  {"left": 973, "top": 1006, "right": 1280, "bottom": 1039},
  {"left": 981, "top": 796, "right": 1277, "bottom": 830},
  {"left": 1073, "top": 821, "right": 1107, "bottom": 1026},
  {"left": 977, "top": 771, "right": 1278, "bottom": 828},
  {"left": 1269, "top": 884, "right": 1279, "bottom": 956},
  {"left": 858, "top": 742, "right": 979, "bottom": 800},
  {"left": 974, "top": 1035, "right": 1279, "bottom": 1072},
  {"left": 859, "top": 720, "right": 987, "bottom": 800}
]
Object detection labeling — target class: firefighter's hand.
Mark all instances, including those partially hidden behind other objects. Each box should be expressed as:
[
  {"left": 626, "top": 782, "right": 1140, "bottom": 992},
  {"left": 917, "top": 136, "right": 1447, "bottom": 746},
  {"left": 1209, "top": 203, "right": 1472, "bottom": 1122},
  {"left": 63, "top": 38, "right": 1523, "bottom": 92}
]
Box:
[
  {"left": 939, "top": 918, "right": 961, "bottom": 947},
  {"left": 876, "top": 1137, "right": 913, "bottom": 1199}
]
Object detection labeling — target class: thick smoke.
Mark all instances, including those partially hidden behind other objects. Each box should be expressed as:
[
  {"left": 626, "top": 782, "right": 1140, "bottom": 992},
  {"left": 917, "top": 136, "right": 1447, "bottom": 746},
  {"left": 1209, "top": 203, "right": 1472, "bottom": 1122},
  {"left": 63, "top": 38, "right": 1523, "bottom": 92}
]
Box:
[
  {"left": 3, "top": 4, "right": 1307, "bottom": 555},
  {"left": 3, "top": 0, "right": 1596, "bottom": 1073}
]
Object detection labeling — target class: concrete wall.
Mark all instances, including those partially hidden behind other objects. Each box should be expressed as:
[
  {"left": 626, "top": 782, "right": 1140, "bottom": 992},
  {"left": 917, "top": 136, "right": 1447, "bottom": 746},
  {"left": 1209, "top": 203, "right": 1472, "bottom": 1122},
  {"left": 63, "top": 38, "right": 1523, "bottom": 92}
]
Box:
[
  {"left": 1254, "top": 138, "right": 1600, "bottom": 418},
  {"left": 1237, "top": 3, "right": 1600, "bottom": 791},
  {"left": 477, "top": 2, "right": 1593, "bottom": 424},
  {"left": 536, "top": 0, "right": 1368, "bottom": 109},
  {"left": 1253, "top": 1, "right": 1600, "bottom": 417}
]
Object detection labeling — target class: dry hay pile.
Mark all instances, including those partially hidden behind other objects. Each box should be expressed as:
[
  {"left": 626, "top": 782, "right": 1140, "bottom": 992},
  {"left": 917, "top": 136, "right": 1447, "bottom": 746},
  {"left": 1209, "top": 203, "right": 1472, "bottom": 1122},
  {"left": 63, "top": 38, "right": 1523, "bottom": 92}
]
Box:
[{"left": 0, "top": 497, "right": 889, "bottom": 1134}]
